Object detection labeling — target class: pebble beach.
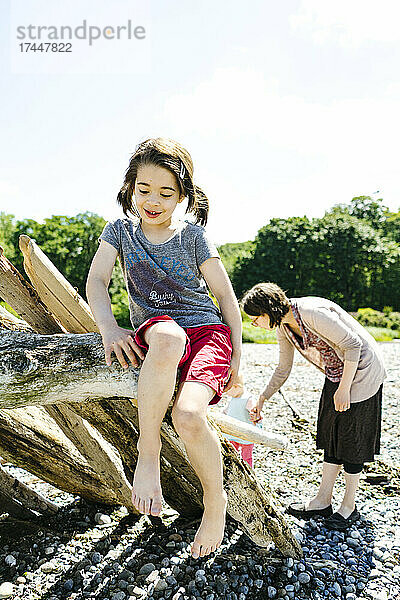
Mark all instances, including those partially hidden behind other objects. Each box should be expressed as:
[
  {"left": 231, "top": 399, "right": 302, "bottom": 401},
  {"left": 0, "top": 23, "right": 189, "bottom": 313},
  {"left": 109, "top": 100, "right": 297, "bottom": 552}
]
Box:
[{"left": 0, "top": 342, "right": 399, "bottom": 600}]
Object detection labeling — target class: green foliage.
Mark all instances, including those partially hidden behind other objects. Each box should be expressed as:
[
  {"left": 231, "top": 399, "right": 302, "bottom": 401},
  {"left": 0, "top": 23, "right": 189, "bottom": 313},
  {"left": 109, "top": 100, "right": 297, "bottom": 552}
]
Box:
[
  {"left": 0, "top": 301, "right": 20, "bottom": 318},
  {"left": 0, "top": 213, "right": 17, "bottom": 263},
  {"left": 242, "top": 321, "right": 277, "bottom": 344},
  {"left": 0, "top": 212, "right": 130, "bottom": 328},
  {"left": 231, "top": 197, "right": 400, "bottom": 311},
  {"left": 8, "top": 213, "right": 107, "bottom": 296},
  {"left": 364, "top": 327, "right": 400, "bottom": 342},
  {"left": 218, "top": 241, "right": 254, "bottom": 277},
  {"left": 354, "top": 307, "right": 400, "bottom": 331},
  {"left": 109, "top": 262, "right": 131, "bottom": 328}
]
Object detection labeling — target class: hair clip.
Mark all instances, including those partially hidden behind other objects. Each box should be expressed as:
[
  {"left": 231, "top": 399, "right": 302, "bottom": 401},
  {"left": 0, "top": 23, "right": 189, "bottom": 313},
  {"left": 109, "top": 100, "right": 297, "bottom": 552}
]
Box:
[{"left": 179, "top": 162, "right": 185, "bottom": 180}]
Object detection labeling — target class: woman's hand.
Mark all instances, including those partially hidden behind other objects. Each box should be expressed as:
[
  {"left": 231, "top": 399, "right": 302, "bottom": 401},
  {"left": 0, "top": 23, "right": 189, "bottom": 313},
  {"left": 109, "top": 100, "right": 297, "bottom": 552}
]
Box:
[
  {"left": 333, "top": 387, "right": 351, "bottom": 412},
  {"left": 101, "top": 325, "right": 145, "bottom": 369},
  {"left": 246, "top": 395, "right": 265, "bottom": 424},
  {"left": 223, "top": 351, "right": 241, "bottom": 393}
]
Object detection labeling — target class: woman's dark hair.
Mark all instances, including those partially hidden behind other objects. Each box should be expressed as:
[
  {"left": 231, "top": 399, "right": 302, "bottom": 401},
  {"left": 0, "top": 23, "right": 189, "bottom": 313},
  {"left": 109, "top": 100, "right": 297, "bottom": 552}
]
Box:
[
  {"left": 117, "top": 138, "right": 209, "bottom": 226},
  {"left": 241, "top": 282, "right": 291, "bottom": 327}
]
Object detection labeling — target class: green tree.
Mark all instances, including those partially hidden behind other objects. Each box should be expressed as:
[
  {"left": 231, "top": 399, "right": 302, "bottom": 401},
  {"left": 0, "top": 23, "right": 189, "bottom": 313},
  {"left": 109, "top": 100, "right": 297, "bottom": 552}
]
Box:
[
  {"left": 232, "top": 208, "right": 400, "bottom": 311},
  {"left": 0, "top": 212, "right": 17, "bottom": 263},
  {"left": 231, "top": 216, "right": 319, "bottom": 299},
  {"left": 9, "top": 212, "right": 107, "bottom": 296},
  {"left": 218, "top": 240, "right": 254, "bottom": 278}
]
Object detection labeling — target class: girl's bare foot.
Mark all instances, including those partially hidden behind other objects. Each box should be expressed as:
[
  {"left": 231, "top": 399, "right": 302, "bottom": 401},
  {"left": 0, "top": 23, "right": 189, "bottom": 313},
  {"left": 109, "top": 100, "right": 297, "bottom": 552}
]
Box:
[
  {"left": 191, "top": 491, "right": 227, "bottom": 559},
  {"left": 132, "top": 455, "right": 163, "bottom": 516}
]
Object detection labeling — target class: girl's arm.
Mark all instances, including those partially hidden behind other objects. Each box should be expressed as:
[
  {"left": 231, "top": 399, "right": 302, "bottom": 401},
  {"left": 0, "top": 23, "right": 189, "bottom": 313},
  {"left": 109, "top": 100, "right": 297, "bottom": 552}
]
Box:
[
  {"left": 86, "top": 240, "right": 144, "bottom": 368},
  {"left": 200, "top": 257, "right": 242, "bottom": 391}
]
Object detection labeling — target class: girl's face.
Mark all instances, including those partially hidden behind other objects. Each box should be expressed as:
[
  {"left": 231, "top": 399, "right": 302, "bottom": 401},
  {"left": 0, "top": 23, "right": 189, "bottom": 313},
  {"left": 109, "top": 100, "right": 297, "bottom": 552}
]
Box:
[
  {"left": 134, "top": 164, "right": 185, "bottom": 227},
  {"left": 249, "top": 314, "right": 274, "bottom": 330}
]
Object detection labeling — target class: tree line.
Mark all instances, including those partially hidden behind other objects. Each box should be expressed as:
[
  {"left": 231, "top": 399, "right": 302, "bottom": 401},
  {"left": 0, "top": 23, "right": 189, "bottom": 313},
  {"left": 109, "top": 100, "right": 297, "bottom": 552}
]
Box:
[
  {"left": 221, "top": 196, "right": 400, "bottom": 312},
  {"left": 1, "top": 196, "right": 399, "bottom": 328}
]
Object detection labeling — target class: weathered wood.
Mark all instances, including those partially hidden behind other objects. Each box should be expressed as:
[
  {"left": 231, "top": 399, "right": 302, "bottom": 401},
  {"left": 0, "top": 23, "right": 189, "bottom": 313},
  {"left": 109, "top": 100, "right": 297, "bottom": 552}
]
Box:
[
  {"left": 0, "top": 407, "right": 121, "bottom": 505},
  {"left": 0, "top": 464, "right": 58, "bottom": 516},
  {"left": 0, "top": 273, "right": 139, "bottom": 514},
  {"left": 71, "top": 399, "right": 203, "bottom": 518},
  {"left": 211, "top": 410, "right": 287, "bottom": 449},
  {"left": 0, "top": 317, "right": 300, "bottom": 554},
  {"left": 19, "top": 235, "right": 100, "bottom": 334},
  {"left": 0, "top": 306, "right": 33, "bottom": 332},
  {"left": 0, "top": 330, "right": 288, "bottom": 448},
  {"left": 0, "top": 490, "right": 38, "bottom": 519},
  {"left": 0, "top": 246, "right": 64, "bottom": 334},
  {"left": 45, "top": 404, "right": 135, "bottom": 511}
]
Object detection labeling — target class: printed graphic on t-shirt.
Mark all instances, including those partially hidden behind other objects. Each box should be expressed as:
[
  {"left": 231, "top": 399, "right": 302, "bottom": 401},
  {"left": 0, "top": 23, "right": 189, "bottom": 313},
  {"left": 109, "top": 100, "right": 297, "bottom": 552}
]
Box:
[
  {"left": 127, "top": 253, "right": 187, "bottom": 310},
  {"left": 125, "top": 248, "right": 196, "bottom": 282}
]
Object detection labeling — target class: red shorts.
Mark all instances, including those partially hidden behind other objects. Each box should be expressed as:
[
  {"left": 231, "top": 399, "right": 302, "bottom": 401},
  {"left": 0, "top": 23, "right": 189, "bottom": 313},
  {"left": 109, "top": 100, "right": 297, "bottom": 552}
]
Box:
[{"left": 134, "top": 315, "right": 233, "bottom": 405}]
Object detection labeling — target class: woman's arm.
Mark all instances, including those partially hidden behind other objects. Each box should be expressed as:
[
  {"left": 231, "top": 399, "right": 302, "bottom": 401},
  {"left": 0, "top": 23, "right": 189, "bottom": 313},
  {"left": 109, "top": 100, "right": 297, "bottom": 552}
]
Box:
[
  {"left": 333, "top": 359, "right": 358, "bottom": 411},
  {"left": 246, "top": 329, "right": 295, "bottom": 422},
  {"left": 200, "top": 257, "right": 242, "bottom": 391},
  {"left": 305, "top": 307, "right": 362, "bottom": 411},
  {"left": 86, "top": 240, "right": 144, "bottom": 368}
]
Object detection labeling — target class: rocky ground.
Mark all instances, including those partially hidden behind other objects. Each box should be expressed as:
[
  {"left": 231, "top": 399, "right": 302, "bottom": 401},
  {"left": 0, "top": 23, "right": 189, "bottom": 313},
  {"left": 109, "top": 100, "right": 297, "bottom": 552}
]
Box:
[{"left": 0, "top": 342, "right": 399, "bottom": 600}]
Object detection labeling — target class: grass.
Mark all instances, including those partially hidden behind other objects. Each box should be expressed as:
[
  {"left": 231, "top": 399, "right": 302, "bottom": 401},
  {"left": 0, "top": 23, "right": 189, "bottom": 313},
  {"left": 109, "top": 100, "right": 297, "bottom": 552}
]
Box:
[
  {"left": 241, "top": 318, "right": 399, "bottom": 344},
  {"left": 365, "top": 326, "right": 400, "bottom": 342},
  {"left": 242, "top": 321, "right": 277, "bottom": 344}
]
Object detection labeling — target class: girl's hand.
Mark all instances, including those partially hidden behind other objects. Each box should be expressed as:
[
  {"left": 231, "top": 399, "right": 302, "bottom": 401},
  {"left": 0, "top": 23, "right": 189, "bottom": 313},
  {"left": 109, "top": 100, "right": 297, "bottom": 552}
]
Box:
[
  {"left": 333, "top": 388, "right": 351, "bottom": 412},
  {"left": 223, "top": 352, "right": 241, "bottom": 393},
  {"left": 101, "top": 325, "right": 145, "bottom": 369},
  {"left": 246, "top": 395, "right": 265, "bottom": 424}
]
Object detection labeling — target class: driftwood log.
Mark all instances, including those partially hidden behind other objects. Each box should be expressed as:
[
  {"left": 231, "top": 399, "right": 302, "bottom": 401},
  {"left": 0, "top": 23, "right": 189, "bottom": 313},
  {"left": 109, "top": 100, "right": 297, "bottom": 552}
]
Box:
[
  {"left": 0, "top": 329, "right": 300, "bottom": 556},
  {"left": 0, "top": 239, "right": 301, "bottom": 557}
]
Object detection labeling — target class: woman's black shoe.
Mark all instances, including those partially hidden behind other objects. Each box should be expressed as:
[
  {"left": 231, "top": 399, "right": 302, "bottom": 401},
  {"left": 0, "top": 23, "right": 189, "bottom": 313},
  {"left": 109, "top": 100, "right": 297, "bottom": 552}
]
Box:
[
  {"left": 324, "top": 507, "right": 359, "bottom": 530},
  {"left": 286, "top": 502, "right": 333, "bottom": 520}
]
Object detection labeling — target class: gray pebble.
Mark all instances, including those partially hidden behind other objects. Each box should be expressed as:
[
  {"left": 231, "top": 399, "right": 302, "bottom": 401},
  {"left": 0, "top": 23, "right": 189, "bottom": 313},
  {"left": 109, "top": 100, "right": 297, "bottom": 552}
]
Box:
[
  {"left": 41, "top": 561, "right": 57, "bottom": 573},
  {"left": 4, "top": 555, "right": 16, "bottom": 567},
  {"left": 63, "top": 579, "right": 74, "bottom": 592},
  {"left": 267, "top": 586, "right": 277, "bottom": 598},
  {"left": 111, "top": 592, "right": 126, "bottom": 600},
  {"left": 139, "top": 563, "right": 156, "bottom": 575},
  {"left": 332, "top": 582, "right": 341, "bottom": 596},
  {"left": 298, "top": 572, "right": 310, "bottom": 584},
  {"left": 0, "top": 583, "right": 14, "bottom": 599},
  {"left": 91, "top": 551, "right": 102, "bottom": 565},
  {"left": 95, "top": 512, "right": 112, "bottom": 525}
]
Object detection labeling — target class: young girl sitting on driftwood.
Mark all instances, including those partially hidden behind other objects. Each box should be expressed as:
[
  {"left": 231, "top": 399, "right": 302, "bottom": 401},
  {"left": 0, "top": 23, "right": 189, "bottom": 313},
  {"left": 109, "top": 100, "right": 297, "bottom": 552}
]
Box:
[{"left": 86, "top": 138, "right": 242, "bottom": 558}]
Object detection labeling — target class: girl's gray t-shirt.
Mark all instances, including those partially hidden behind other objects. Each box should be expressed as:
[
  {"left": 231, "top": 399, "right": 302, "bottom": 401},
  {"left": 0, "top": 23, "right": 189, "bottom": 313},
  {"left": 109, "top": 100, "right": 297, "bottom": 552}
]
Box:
[{"left": 99, "top": 218, "right": 223, "bottom": 329}]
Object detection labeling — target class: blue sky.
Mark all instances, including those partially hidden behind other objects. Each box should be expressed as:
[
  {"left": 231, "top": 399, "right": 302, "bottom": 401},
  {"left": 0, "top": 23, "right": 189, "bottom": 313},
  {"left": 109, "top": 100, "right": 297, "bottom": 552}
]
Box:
[{"left": 1, "top": 0, "right": 400, "bottom": 244}]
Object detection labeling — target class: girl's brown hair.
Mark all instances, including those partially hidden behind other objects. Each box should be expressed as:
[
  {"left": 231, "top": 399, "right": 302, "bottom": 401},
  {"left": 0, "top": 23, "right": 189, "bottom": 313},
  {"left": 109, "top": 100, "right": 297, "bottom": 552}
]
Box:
[
  {"left": 241, "top": 282, "right": 291, "bottom": 328},
  {"left": 117, "top": 138, "right": 209, "bottom": 226}
]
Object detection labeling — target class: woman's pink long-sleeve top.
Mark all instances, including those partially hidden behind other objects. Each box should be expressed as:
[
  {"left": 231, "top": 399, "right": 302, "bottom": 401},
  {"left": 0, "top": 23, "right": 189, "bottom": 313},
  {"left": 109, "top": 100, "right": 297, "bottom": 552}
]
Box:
[{"left": 262, "top": 297, "right": 386, "bottom": 404}]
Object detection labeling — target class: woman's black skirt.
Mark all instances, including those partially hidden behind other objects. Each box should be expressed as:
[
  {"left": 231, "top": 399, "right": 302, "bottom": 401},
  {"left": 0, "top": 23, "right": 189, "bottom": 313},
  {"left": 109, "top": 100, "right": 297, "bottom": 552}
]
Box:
[{"left": 316, "top": 378, "right": 382, "bottom": 464}]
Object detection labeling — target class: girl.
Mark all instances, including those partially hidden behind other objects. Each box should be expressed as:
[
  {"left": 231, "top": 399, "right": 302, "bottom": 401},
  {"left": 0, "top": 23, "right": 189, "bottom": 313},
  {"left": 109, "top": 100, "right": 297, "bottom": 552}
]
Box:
[
  {"left": 241, "top": 282, "right": 386, "bottom": 531},
  {"left": 86, "top": 138, "right": 242, "bottom": 558}
]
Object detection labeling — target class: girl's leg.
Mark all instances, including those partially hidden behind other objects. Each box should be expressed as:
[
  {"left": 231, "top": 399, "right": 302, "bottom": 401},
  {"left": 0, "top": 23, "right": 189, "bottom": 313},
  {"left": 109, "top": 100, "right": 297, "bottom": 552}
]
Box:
[
  {"left": 335, "top": 462, "right": 363, "bottom": 518},
  {"left": 132, "top": 321, "right": 187, "bottom": 516},
  {"left": 172, "top": 381, "right": 227, "bottom": 559},
  {"left": 305, "top": 461, "right": 342, "bottom": 510}
]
